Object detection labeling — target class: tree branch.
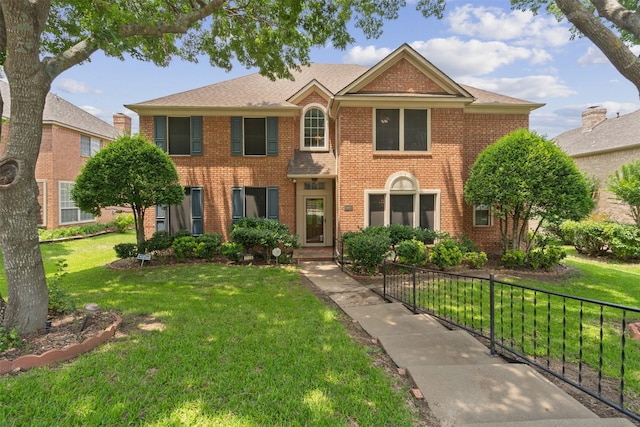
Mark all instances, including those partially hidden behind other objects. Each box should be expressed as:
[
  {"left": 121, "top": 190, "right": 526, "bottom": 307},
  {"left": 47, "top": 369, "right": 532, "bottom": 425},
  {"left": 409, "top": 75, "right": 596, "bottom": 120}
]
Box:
[
  {"left": 556, "top": 0, "right": 640, "bottom": 95},
  {"left": 43, "top": 0, "right": 227, "bottom": 80},
  {"left": 591, "top": 0, "right": 640, "bottom": 38}
]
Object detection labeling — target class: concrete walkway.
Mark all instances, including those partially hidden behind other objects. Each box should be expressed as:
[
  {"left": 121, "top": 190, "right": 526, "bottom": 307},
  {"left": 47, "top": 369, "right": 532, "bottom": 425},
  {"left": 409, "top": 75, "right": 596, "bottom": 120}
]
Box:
[{"left": 299, "top": 261, "right": 635, "bottom": 427}]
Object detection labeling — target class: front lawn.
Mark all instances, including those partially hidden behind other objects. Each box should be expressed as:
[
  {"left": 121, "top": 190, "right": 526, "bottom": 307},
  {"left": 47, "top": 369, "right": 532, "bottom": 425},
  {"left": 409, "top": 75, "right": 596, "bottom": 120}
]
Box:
[{"left": 0, "top": 232, "right": 422, "bottom": 426}]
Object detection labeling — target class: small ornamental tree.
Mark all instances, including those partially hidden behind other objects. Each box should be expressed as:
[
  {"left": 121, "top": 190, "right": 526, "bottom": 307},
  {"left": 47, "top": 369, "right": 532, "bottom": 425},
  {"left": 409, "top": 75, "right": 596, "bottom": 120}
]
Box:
[
  {"left": 607, "top": 159, "right": 640, "bottom": 226},
  {"left": 72, "top": 135, "right": 184, "bottom": 249},
  {"left": 464, "top": 129, "right": 593, "bottom": 254}
]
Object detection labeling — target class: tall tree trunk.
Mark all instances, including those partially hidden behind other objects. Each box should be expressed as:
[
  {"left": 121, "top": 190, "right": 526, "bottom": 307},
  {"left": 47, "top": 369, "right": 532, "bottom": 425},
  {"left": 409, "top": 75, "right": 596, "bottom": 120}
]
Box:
[{"left": 0, "top": 0, "right": 52, "bottom": 334}]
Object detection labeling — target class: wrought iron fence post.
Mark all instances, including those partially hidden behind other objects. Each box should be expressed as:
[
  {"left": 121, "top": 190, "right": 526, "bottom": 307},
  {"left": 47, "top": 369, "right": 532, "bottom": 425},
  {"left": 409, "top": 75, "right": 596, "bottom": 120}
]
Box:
[
  {"left": 412, "top": 264, "right": 417, "bottom": 314},
  {"left": 489, "top": 273, "right": 496, "bottom": 356},
  {"left": 383, "top": 259, "right": 387, "bottom": 300}
]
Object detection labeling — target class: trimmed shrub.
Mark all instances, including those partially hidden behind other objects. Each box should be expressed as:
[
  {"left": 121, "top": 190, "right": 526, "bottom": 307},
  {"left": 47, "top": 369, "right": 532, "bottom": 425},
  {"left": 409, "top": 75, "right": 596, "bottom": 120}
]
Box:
[
  {"left": 501, "top": 249, "right": 526, "bottom": 269},
  {"left": 429, "top": 239, "right": 463, "bottom": 269},
  {"left": 560, "top": 220, "right": 609, "bottom": 256},
  {"left": 396, "top": 239, "right": 428, "bottom": 265},
  {"left": 111, "top": 213, "right": 134, "bottom": 233},
  {"left": 462, "top": 251, "right": 488, "bottom": 269},
  {"left": 606, "top": 222, "right": 640, "bottom": 260},
  {"left": 230, "top": 218, "right": 299, "bottom": 260},
  {"left": 141, "top": 230, "right": 173, "bottom": 253},
  {"left": 193, "top": 233, "right": 223, "bottom": 260},
  {"left": 220, "top": 242, "right": 243, "bottom": 262},
  {"left": 528, "top": 246, "right": 566, "bottom": 270},
  {"left": 343, "top": 229, "right": 392, "bottom": 275},
  {"left": 114, "top": 243, "right": 138, "bottom": 259},
  {"left": 172, "top": 236, "right": 197, "bottom": 261}
]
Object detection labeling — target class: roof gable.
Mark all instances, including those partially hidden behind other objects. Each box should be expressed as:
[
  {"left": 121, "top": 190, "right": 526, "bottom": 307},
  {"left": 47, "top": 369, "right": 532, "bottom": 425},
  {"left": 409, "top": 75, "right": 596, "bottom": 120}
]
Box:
[{"left": 337, "top": 44, "right": 472, "bottom": 98}]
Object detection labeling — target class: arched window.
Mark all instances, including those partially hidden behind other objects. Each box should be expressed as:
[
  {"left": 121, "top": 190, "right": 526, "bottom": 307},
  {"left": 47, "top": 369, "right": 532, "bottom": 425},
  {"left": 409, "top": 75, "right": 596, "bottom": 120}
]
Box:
[
  {"left": 302, "top": 106, "right": 326, "bottom": 150},
  {"left": 366, "top": 172, "right": 439, "bottom": 230}
]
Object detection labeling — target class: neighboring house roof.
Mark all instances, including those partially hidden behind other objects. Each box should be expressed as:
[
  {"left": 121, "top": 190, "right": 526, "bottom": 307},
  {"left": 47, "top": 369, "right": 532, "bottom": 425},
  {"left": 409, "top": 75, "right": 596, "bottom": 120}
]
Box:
[
  {"left": 0, "top": 80, "right": 119, "bottom": 140},
  {"left": 126, "top": 44, "right": 542, "bottom": 115},
  {"left": 554, "top": 108, "right": 640, "bottom": 158}
]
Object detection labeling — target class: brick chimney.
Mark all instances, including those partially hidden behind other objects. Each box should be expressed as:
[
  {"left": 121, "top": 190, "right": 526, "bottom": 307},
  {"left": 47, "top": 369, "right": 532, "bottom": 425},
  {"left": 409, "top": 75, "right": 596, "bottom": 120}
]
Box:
[
  {"left": 113, "top": 113, "right": 132, "bottom": 135},
  {"left": 582, "top": 106, "right": 606, "bottom": 132}
]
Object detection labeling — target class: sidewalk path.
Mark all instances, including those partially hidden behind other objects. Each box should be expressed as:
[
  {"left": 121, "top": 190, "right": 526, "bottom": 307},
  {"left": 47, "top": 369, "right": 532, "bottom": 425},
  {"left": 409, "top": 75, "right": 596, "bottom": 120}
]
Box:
[{"left": 299, "top": 261, "right": 635, "bottom": 427}]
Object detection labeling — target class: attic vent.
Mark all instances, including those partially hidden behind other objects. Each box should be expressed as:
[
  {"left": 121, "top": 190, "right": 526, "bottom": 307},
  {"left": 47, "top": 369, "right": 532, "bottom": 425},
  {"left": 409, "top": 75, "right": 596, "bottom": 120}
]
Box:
[{"left": 582, "top": 107, "right": 606, "bottom": 132}]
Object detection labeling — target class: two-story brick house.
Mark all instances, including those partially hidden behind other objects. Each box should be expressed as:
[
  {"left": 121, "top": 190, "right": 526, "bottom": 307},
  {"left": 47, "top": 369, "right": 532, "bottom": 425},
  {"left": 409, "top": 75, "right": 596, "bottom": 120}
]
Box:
[
  {"left": 126, "top": 44, "right": 542, "bottom": 249},
  {"left": 0, "top": 80, "right": 131, "bottom": 229}
]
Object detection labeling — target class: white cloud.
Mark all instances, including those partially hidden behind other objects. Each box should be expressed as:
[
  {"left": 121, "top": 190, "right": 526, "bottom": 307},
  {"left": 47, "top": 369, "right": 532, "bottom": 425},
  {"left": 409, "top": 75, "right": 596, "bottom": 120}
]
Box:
[
  {"left": 343, "top": 45, "right": 392, "bottom": 65},
  {"left": 410, "top": 38, "right": 540, "bottom": 78},
  {"left": 579, "top": 45, "right": 640, "bottom": 66},
  {"left": 460, "top": 75, "right": 576, "bottom": 100},
  {"left": 446, "top": 5, "right": 570, "bottom": 48},
  {"left": 57, "top": 78, "right": 103, "bottom": 94}
]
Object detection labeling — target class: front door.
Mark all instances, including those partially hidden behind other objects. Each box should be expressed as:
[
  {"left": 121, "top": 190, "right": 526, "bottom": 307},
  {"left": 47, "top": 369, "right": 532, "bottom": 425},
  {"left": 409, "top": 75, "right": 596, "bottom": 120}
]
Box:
[{"left": 305, "top": 197, "right": 325, "bottom": 244}]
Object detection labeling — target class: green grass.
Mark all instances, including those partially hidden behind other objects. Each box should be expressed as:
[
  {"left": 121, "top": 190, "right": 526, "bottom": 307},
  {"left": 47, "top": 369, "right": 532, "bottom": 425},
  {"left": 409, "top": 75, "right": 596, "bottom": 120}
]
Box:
[{"left": 0, "top": 232, "right": 420, "bottom": 426}]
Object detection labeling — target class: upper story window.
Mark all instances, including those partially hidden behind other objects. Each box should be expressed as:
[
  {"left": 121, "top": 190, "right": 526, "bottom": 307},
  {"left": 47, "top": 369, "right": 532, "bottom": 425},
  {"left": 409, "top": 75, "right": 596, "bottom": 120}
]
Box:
[
  {"left": 231, "top": 116, "right": 278, "bottom": 156},
  {"left": 80, "top": 135, "right": 101, "bottom": 157},
  {"left": 153, "top": 116, "right": 203, "bottom": 156},
  {"left": 375, "top": 108, "right": 430, "bottom": 152},
  {"left": 302, "top": 106, "right": 327, "bottom": 150}
]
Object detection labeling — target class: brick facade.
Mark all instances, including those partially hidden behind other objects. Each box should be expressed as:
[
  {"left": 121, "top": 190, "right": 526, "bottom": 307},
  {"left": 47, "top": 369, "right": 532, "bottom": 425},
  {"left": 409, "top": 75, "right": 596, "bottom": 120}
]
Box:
[{"left": 133, "top": 45, "right": 539, "bottom": 250}]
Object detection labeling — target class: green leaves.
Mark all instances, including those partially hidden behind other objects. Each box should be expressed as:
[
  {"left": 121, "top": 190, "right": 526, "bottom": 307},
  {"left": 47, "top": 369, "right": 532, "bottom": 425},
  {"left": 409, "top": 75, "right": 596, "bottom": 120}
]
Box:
[
  {"left": 607, "top": 159, "right": 640, "bottom": 225},
  {"left": 464, "top": 129, "right": 593, "bottom": 252}
]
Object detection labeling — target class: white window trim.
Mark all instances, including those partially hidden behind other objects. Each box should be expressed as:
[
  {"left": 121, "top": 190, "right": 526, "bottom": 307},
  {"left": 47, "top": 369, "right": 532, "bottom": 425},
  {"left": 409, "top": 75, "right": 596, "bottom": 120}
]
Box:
[
  {"left": 81, "top": 135, "right": 101, "bottom": 157},
  {"left": 59, "top": 181, "right": 94, "bottom": 225},
  {"left": 373, "top": 108, "right": 431, "bottom": 153},
  {"left": 364, "top": 172, "right": 440, "bottom": 229},
  {"left": 473, "top": 204, "right": 493, "bottom": 227},
  {"left": 300, "top": 103, "right": 328, "bottom": 151}
]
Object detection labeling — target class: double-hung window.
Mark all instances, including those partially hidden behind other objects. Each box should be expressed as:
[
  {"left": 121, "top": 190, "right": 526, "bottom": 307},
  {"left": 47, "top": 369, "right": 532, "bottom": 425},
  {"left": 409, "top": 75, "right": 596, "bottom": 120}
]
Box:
[
  {"left": 59, "top": 182, "right": 93, "bottom": 224},
  {"left": 80, "top": 135, "right": 101, "bottom": 157},
  {"left": 153, "top": 116, "right": 203, "bottom": 156},
  {"left": 155, "top": 186, "right": 203, "bottom": 235},
  {"left": 232, "top": 186, "right": 279, "bottom": 223},
  {"left": 375, "top": 108, "right": 429, "bottom": 152},
  {"left": 231, "top": 117, "right": 278, "bottom": 156}
]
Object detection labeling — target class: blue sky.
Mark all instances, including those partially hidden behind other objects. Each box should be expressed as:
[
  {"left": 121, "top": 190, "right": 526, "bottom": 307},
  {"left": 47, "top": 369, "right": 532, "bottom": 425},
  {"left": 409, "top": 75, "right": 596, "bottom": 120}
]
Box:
[{"left": 53, "top": 1, "right": 640, "bottom": 138}]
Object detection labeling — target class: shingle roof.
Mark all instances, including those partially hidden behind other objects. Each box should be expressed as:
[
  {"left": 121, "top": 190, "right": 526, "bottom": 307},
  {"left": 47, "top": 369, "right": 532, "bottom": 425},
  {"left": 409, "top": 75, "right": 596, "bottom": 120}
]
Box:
[
  {"left": 128, "top": 64, "right": 369, "bottom": 109},
  {"left": 287, "top": 150, "right": 337, "bottom": 177},
  {"left": 554, "top": 108, "right": 640, "bottom": 157},
  {"left": 126, "top": 63, "right": 537, "bottom": 110},
  {"left": 0, "top": 80, "right": 119, "bottom": 140}
]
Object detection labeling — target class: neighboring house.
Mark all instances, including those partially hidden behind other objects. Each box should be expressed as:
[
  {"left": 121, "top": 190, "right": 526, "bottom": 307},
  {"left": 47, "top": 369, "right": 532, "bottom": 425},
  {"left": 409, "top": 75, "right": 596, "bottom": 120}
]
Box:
[
  {"left": 554, "top": 107, "right": 640, "bottom": 223},
  {"left": 126, "top": 44, "right": 542, "bottom": 250},
  {"left": 0, "top": 81, "right": 131, "bottom": 229}
]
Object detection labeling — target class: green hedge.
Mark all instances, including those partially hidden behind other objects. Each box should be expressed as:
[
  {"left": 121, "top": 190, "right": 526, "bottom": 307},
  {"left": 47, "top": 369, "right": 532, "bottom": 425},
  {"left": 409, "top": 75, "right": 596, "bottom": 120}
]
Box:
[
  {"left": 230, "top": 218, "right": 298, "bottom": 261},
  {"left": 560, "top": 220, "right": 640, "bottom": 260}
]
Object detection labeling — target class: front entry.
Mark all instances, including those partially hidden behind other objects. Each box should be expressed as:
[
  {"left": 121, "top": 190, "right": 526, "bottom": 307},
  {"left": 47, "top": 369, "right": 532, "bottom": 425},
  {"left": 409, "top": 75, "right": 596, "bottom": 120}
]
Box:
[
  {"left": 305, "top": 197, "right": 325, "bottom": 244},
  {"left": 296, "top": 179, "right": 333, "bottom": 247}
]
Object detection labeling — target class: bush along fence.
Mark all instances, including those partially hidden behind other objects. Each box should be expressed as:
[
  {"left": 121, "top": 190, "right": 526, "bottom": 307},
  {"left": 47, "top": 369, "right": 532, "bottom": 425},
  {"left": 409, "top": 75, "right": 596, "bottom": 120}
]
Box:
[{"left": 382, "top": 261, "right": 640, "bottom": 422}]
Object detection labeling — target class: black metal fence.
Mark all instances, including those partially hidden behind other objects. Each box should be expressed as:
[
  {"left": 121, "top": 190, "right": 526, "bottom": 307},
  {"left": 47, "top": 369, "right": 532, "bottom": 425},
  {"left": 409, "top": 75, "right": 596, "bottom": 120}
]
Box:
[{"left": 382, "top": 261, "right": 640, "bottom": 422}]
